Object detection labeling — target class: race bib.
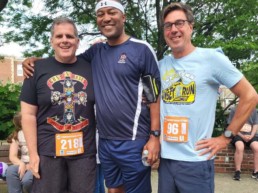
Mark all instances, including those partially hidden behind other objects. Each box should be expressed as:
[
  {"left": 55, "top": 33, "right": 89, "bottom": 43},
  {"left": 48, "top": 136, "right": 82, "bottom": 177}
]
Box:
[
  {"left": 163, "top": 116, "right": 189, "bottom": 143},
  {"left": 240, "top": 124, "right": 252, "bottom": 133},
  {"left": 55, "top": 132, "right": 84, "bottom": 156}
]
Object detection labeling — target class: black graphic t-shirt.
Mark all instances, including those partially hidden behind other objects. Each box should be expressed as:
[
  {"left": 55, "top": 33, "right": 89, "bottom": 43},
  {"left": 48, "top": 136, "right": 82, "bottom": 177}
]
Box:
[{"left": 20, "top": 57, "right": 96, "bottom": 158}]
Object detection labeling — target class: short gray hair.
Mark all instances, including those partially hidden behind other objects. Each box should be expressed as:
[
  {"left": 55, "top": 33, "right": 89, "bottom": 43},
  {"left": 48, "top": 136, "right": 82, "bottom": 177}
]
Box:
[{"left": 50, "top": 16, "right": 78, "bottom": 38}]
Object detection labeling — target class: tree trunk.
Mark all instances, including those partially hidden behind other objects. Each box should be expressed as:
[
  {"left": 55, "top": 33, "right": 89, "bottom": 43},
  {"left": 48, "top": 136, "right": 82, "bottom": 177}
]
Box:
[{"left": 0, "top": 0, "right": 8, "bottom": 12}]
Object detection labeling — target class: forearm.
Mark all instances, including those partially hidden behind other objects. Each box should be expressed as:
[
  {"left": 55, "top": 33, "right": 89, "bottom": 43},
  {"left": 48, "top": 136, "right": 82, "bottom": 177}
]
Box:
[
  {"left": 227, "top": 78, "right": 257, "bottom": 135},
  {"left": 22, "top": 115, "right": 38, "bottom": 156},
  {"left": 9, "top": 141, "right": 23, "bottom": 165},
  {"left": 149, "top": 96, "right": 160, "bottom": 131},
  {"left": 237, "top": 132, "right": 244, "bottom": 138},
  {"left": 227, "top": 104, "right": 256, "bottom": 135},
  {"left": 10, "top": 157, "right": 24, "bottom": 165},
  {"left": 251, "top": 125, "right": 258, "bottom": 138}
]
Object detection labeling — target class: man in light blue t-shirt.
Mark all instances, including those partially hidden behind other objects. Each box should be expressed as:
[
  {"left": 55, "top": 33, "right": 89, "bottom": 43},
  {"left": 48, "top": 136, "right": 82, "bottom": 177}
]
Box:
[{"left": 158, "top": 2, "right": 258, "bottom": 193}]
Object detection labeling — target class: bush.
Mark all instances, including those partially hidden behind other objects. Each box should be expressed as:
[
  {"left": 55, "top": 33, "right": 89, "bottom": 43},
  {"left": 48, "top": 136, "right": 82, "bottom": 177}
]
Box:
[
  {"left": 213, "top": 100, "right": 228, "bottom": 137},
  {"left": 0, "top": 82, "right": 21, "bottom": 140}
]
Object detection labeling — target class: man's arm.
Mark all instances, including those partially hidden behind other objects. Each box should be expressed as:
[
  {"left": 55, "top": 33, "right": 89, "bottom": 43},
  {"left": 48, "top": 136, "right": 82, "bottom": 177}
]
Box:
[
  {"left": 250, "top": 124, "right": 257, "bottom": 138},
  {"left": 22, "top": 57, "right": 41, "bottom": 78},
  {"left": 143, "top": 96, "right": 160, "bottom": 165},
  {"left": 9, "top": 139, "right": 28, "bottom": 179},
  {"left": 21, "top": 101, "right": 40, "bottom": 179},
  {"left": 226, "top": 77, "right": 257, "bottom": 135},
  {"left": 196, "top": 77, "right": 257, "bottom": 159}
]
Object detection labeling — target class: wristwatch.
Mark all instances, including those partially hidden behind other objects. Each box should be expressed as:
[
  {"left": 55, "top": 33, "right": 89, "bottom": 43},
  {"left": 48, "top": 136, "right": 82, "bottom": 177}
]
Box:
[
  {"left": 223, "top": 130, "right": 235, "bottom": 139},
  {"left": 150, "top": 130, "right": 161, "bottom": 137}
]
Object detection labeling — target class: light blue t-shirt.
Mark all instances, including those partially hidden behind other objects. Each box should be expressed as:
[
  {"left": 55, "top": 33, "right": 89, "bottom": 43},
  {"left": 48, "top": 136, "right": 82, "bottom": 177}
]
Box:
[{"left": 159, "top": 47, "right": 243, "bottom": 161}]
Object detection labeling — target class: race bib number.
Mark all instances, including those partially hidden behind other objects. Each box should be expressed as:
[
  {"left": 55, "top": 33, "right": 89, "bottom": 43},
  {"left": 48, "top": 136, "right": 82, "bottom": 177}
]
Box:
[
  {"left": 55, "top": 132, "right": 84, "bottom": 156},
  {"left": 240, "top": 124, "right": 252, "bottom": 133},
  {"left": 163, "top": 116, "right": 189, "bottom": 143}
]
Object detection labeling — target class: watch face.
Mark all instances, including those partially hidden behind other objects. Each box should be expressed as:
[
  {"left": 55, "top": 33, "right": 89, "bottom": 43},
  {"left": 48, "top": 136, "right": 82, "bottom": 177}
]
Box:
[
  {"left": 151, "top": 130, "right": 160, "bottom": 137},
  {"left": 224, "top": 130, "right": 232, "bottom": 138}
]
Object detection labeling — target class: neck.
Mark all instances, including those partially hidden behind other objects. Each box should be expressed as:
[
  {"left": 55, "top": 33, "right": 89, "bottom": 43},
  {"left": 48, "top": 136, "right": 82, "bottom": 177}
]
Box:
[
  {"left": 173, "top": 44, "right": 196, "bottom": 59},
  {"left": 55, "top": 56, "right": 77, "bottom": 64},
  {"left": 107, "top": 33, "right": 130, "bottom": 46}
]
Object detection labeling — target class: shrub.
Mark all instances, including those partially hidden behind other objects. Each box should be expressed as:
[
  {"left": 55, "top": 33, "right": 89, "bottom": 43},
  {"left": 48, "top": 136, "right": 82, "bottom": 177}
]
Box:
[
  {"left": 213, "top": 100, "right": 228, "bottom": 137},
  {"left": 0, "top": 82, "right": 21, "bottom": 140}
]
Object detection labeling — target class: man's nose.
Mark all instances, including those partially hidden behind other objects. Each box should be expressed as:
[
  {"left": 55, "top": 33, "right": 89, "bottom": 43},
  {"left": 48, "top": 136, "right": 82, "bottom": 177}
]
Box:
[
  {"left": 103, "top": 13, "right": 111, "bottom": 22},
  {"left": 61, "top": 35, "right": 69, "bottom": 42}
]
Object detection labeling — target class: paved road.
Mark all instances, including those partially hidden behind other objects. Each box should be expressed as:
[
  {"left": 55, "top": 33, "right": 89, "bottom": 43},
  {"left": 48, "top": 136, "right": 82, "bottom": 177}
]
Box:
[{"left": 151, "top": 170, "right": 258, "bottom": 193}]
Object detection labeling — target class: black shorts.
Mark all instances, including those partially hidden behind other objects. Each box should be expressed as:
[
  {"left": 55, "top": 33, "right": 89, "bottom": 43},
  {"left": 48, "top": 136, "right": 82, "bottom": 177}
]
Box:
[
  {"left": 31, "top": 155, "right": 96, "bottom": 193},
  {"left": 231, "top": 135, "right": 258, "bottom": 147}
]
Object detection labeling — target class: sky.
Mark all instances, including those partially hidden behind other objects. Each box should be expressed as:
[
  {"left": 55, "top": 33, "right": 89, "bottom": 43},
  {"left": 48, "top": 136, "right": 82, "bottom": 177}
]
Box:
[
  {"left": 0, "top": 0, "right": 43, "bottom": 58},
  {"left": 0, "top": 42, "right": 24, "bottom": 58}
]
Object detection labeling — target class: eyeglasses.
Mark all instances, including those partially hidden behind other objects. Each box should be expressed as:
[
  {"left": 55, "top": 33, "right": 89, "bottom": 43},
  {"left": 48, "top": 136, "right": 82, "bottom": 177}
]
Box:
[{"left": 163, "top": 20, "right": 189, "bottom": 31}]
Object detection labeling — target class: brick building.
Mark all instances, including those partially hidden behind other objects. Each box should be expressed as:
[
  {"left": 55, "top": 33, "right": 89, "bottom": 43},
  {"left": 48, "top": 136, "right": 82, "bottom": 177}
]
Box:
[{"left": 0, "top": 56, "right": 24, "bottom": 84}]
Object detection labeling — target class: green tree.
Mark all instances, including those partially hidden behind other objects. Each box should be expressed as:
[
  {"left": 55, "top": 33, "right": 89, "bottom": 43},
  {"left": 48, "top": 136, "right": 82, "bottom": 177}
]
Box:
[
  {"left": 0, "top": 82, "right": 21, "bottom": 140},
  {"left": 1, "top": 0, "right": 257, "bottom": 63}
]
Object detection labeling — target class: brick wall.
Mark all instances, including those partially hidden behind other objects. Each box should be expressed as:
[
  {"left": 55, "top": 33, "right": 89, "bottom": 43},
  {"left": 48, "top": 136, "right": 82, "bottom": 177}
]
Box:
[
  {"left": 0, "top": 57, "right": 24, "bottom": 84},
  {"left": 214, "top": 144, "right": 253, "bottom": 174},
  {"left": 0, "top": 143, "right": 10, "bottom": 164},
  {"left": 152, "top": 144, "right": 254, "bottom": 174}
]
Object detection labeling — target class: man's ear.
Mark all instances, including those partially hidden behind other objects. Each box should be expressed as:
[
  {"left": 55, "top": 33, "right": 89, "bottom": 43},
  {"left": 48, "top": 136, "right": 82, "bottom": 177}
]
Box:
[
  {"left": 50, "top": 37, "right": 54, "bottom": 48},
  {"left": 122, "top": 14, "right": 126, "bottom": 23},
  {"left": 76, "top": 38, "right": 80, "bottom": 49}
]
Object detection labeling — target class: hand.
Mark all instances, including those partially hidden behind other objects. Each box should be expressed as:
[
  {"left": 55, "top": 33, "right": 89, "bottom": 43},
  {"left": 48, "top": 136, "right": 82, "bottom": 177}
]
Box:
[
  {"left": 195, "top": 135, "right": 230, "bottom": 160},
  {"left": 143, "top": 136, "right": 160, "bottom": 166},
  {"left": 243, "top": 135, "right": 251, "bottom": 142},
  {"left": 18, "top": 162, "right": 26, "bottom": 179},
  {"left": 22, "top": 57, "right": 40, "bottom": 78},
  {"left": 141, "top": 95, "right": 150, "bottom": 108},
  {"left": 91, "top": 38, "right": 107, "bottom": 45},
  {"left": 28, "top": 154, "right": 40, "bottom": 179}
]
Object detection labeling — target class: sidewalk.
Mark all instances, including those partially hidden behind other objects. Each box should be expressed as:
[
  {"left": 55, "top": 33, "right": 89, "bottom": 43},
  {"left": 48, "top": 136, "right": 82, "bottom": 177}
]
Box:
[
  {"left": 151, "top": 170, "right": 258, "bottom": 193},
  {"left": 1, "top": 171, "right": 258, "bottom": 193}
]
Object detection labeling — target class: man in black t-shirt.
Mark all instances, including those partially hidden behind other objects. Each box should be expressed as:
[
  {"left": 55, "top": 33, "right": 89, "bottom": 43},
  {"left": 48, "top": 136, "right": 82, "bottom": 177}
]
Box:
[
  {"left": 228, "top": 107, "right": 258, "bottom": 181},
  {"left": 20, "top": 17, "right": 96, "bottom": 193}
]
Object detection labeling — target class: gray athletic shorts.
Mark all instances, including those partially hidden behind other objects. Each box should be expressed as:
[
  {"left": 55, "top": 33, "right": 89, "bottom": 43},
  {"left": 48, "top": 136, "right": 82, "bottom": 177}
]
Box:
[
  {"left": 158, "top": 158, "right": 214, "bottom": 193},
  {"left": 31, "top": 155, "right": 96, "bottom": 193}
]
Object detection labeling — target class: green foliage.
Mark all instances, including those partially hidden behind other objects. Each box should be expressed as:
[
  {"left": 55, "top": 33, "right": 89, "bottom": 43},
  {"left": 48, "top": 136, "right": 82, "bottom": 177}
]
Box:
[
  {"left": 0, "top": 82, "right": 21, "bottom": 140},
  {"left": 213, "top": 101, "right": 228, "bottom": 137},
  {"left": 241, "top": 62, "right": 258, "bottom": 91}
]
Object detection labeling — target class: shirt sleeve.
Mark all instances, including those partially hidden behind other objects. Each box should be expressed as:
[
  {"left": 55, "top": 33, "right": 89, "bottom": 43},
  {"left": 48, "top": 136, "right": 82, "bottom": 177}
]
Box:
[
  {"left": 141, "top": 43, "right": 161, "bottom": 90},
  {"left": 20, "top": 73, "right": 37, "bottom": 106},
  {"left": 212, "top": 48, "right": 243, "bottom": 89}
]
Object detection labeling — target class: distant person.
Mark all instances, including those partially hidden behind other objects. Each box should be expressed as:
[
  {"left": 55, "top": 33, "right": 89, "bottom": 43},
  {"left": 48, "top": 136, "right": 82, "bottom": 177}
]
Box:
[
  {"left": 6, "top": 112, "right": 33, "bottom": 193},
  {"left": 158, "top": 2, "right": 258, "bottom": 193},
  {"left": 228, "top": 107, "right": 258, "bottom": 181},
  {"left": 20, "top": 16, "right": 96, "bottom": 193}
]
